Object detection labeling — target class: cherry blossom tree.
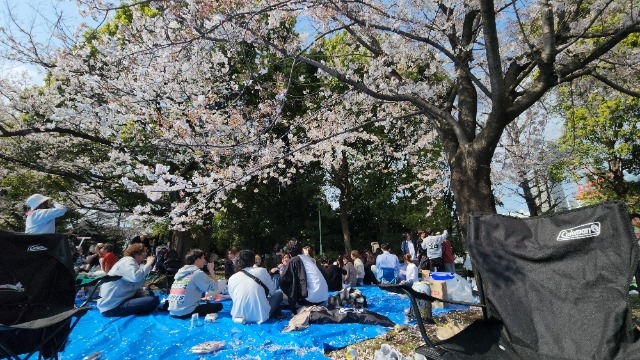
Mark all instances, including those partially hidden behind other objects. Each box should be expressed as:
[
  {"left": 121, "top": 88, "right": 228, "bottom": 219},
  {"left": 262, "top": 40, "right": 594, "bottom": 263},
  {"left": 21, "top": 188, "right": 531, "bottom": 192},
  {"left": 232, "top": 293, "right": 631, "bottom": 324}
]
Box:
[
  {"left": 2, "top": 0, "right": 639, "bottom": 243},
  {"left": 81, "top": 0, "right": 637, "bottom": 231},
  {"left": 492, "top": 102, "right": 570, "bottom": 216}
]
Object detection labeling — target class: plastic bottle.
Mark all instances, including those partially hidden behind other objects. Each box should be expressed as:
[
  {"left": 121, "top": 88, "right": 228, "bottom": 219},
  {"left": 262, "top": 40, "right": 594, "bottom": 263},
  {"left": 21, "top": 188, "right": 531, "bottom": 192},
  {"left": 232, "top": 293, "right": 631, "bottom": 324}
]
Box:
[
  {"left": 190, "top": 313, "right": 199, "bottom": 329},
  {"left": 403, "top": 307, "right": 412, "bottom": 324}
]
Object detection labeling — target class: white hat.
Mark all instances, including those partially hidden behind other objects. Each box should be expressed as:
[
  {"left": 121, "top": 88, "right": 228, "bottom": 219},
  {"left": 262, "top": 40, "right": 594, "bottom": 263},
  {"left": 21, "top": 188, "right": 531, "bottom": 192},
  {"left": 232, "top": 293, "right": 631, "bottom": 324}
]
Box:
[{"left": 25, "top": 194, "right": 51, "bottom": 210}]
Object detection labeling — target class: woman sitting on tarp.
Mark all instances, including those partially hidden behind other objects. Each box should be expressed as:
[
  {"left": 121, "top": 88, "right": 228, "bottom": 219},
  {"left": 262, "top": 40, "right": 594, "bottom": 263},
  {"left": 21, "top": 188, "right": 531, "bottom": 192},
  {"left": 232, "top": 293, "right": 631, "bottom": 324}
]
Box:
[
  {"left": 97, "top": 243, "right": 159, "bottom": 317},
  {"left": 168, "top": 249, "right": 222, "bottom": 318},
  {"left": 279, "top": 239, "right": 328, "bottom": 314}
]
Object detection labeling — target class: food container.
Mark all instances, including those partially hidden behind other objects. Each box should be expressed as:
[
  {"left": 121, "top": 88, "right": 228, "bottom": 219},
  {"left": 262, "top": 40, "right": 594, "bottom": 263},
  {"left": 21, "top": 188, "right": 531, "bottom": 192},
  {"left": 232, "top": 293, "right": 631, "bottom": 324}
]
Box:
[{"left": 204, "top": 313, "right": 218, "bottom": 323}]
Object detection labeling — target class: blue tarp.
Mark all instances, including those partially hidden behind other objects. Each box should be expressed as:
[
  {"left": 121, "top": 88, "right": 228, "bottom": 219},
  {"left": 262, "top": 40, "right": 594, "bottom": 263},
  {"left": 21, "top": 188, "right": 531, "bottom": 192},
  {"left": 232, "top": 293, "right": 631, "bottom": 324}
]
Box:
[{"left": 61, "top": 286, "right": 464, "bottom": 359}]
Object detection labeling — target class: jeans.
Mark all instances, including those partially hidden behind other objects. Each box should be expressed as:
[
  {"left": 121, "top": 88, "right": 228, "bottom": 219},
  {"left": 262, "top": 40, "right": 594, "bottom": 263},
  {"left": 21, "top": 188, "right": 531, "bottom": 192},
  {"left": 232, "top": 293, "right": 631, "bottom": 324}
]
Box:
[
  {"left": 444, "top": 263, "right": 456, "bottom": 274},
  {"left": 102, "top": 295, "right": 160, "bottom": 317}
]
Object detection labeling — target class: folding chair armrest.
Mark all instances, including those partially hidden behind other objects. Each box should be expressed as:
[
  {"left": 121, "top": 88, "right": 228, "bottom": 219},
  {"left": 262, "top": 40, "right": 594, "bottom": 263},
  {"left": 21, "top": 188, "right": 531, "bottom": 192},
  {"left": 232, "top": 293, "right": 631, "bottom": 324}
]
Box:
[
  {"left": 378, "top": 283, "right": 487, "bottom": 351},
  {"left": 3, "top": 307, "right": 88, "bottom": 330},
  {"left": 78, "top": 275, "right": 122, "bottom": 288},
  {"left": 77, "top": 275, "right": 122, "bottom": 308}
]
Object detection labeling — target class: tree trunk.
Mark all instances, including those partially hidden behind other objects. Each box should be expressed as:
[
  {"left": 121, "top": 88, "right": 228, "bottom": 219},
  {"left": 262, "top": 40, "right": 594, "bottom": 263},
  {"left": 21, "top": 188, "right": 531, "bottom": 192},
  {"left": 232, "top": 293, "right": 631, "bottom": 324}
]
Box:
[
  {"left": 520, "top": 177, "right": 539, "bottom": 216},
  {"left": 331, "top": 151, "right": 352, "bottom": 254},
  {"left": 169, "top": 230, "right": 191, "bottom": 262},
  {"left": 338, "top": 198, "right": 351, "bottom": 254},
  {"left": 449, "top": 148, "right": 496, "bottom": 245},
  {"left": 168, "top": 190, "right": 191, "bottom": 261}
]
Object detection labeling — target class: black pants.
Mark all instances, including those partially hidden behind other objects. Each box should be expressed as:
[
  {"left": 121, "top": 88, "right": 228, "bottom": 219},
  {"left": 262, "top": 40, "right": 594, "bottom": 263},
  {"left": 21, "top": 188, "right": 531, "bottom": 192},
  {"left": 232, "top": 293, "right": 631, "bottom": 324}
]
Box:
[
  {"left": 428, "top": 257, "right": 444, "bottom": 272},
  {"left": 171, "top": 302, "right": 223, "bottom": 319}
]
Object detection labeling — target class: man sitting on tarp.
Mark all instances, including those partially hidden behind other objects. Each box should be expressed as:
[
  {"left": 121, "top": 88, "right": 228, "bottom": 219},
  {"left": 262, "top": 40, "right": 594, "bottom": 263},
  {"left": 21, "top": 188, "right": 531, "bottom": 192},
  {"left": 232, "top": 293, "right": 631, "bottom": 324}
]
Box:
[{"left": 278, "top": 239, "right": 328, "bottom": 314}]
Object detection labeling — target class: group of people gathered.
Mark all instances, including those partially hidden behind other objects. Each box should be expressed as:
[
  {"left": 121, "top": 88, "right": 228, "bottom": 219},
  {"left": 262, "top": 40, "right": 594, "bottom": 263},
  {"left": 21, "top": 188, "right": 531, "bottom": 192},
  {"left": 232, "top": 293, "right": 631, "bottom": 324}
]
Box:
[
  {"left": 96, "top": 236, "right": 444, "bottom": 324},
  {"left": 74, "top": 242, "right": 118, "bottom": 274},
  {"left": 94, "top": 228, "right": 454, "bottom": 323},
  {"left": 397, "top": 228, "right": 454, "bottom": 276}
]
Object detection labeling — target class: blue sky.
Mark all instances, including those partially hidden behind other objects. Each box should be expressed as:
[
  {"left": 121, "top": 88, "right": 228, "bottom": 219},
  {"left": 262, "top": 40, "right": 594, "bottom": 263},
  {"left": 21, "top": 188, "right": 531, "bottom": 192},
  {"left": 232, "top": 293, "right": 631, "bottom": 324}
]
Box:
[{"left": 1, "top": 0, "right": 96, "bottom": 84}]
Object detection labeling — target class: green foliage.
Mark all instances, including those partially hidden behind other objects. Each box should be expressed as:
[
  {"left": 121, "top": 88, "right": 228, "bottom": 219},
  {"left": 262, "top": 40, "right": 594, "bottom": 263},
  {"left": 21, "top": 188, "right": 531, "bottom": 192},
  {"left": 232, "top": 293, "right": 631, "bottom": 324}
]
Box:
[
  {"left": 0, "top": 171, "right": 78, "bottom": 232},
  {"left": 557, "top": 93, "right": 640, "bottom": 210},
  {"left": 208, "top": 163, "right": 329, "bottom": 256}
]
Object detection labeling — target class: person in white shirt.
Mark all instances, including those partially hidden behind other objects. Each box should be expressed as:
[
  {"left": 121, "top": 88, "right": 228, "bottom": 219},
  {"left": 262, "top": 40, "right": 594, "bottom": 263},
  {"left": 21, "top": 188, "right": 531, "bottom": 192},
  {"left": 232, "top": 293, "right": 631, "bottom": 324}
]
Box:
[
  {"left": 420, "top": 229, "right": 449, "bottom": 272},
  {"left": 401, "top": 254, "right": 418, "bottom": 284},
  {"left": 97, "top": 243, "right": 159, "bottom": 317},
  {"left": 350, "top": 250, "right": 365, "bottom": 286},
  {"left": 228, "top": 250, "right": 283, "bottom": 324},
  {"left": 24, "top": 194, "right": 67, "bottom": 234}
]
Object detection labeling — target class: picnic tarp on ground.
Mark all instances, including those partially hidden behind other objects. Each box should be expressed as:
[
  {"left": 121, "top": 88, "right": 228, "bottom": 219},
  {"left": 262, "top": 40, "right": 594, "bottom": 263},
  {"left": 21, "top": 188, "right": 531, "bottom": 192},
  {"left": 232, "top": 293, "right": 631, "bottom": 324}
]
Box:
[{"left": 61, "top": 285, "right": 466, "bottom": 359}]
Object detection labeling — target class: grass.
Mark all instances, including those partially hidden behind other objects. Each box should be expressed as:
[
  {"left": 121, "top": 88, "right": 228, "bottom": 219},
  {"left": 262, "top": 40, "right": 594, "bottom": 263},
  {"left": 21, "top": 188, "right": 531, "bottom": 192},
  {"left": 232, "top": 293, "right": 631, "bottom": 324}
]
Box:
[{"left": 325, "top": 293, "right": 640, "bottom": 359}]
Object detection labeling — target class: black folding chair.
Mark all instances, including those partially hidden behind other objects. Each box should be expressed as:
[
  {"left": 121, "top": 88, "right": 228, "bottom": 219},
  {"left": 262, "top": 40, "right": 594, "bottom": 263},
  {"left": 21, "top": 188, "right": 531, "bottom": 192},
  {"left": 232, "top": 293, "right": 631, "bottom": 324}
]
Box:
[
  {"left": 0, "top": 231, "right": 101, "bottom": 359},
  {"left": 380, "top": 202, "right": 640, "bottom": 359}
]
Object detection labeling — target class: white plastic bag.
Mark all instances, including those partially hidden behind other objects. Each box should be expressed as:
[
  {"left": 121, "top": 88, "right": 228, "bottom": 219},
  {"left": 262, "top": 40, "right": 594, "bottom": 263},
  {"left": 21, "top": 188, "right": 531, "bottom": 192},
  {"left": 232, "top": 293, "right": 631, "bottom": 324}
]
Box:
[
  {"left": 444, "top": 274, "right": 474, "bottom": 303},
  {"left": 373, "top": 344, "right": 412, "bottom": 360}
]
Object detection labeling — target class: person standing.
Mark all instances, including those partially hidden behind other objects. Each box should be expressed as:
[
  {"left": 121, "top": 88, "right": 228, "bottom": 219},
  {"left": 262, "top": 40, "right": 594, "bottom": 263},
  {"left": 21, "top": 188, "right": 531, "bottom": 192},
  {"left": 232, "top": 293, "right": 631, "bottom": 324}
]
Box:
[
  {"left": 168, "top": 249, "right": 222, "bottom": 318},
  {"left": 442, "top": 236, "right": 455, "bottom": 274},
  {"left": 420, "top": 229, "right": 449, "bottom": 272},
  {"left": 228, "top": 250, "right": 283, "bottom": 323},
  {"left": 416, "top": 230, "right": 430, "bottom": 270},
  {"left": 24, "top": 194, "right": 67, "bottom": 234},
  {"left": 400, "top": 233, "right": 417, "bottom": 264}
]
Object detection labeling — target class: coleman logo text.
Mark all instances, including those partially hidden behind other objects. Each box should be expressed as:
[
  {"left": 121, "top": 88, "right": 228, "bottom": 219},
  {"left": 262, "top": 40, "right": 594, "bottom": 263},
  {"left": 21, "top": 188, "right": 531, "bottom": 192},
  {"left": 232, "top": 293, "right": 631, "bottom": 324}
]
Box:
[{"left": 557, "top": 222, "right": 600, "bottom": 241}]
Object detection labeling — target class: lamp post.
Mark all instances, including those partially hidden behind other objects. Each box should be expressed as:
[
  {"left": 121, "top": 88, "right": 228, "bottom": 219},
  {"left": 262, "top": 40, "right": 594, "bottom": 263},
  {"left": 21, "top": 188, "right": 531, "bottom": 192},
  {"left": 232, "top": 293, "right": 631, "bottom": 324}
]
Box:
[{"left": 318, "top": 202, "right": 323, "bottom": 255}]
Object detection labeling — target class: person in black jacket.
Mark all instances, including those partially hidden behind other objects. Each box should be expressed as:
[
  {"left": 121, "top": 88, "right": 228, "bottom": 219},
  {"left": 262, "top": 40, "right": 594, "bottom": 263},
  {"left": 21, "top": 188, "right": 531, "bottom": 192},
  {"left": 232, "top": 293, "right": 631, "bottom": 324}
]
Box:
[
  {"left": 278, "top": 239, "right": 328, "bottom": 314},
  {"left": 319, "top": 256, "right": 346, "bottom": 292},
  {"left": 224, "top": 247, "right": 238, "bottom": 279},
  {"left": 363, "top": 251, "right": 379, "bottom": 285}
]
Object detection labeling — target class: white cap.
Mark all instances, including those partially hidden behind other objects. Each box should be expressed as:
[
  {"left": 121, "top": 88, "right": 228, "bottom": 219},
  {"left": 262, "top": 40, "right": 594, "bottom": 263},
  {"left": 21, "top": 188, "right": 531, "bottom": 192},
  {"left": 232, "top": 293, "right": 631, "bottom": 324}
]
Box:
[{"left": 25, "top": 194, "right": 51, "bottom": 210}]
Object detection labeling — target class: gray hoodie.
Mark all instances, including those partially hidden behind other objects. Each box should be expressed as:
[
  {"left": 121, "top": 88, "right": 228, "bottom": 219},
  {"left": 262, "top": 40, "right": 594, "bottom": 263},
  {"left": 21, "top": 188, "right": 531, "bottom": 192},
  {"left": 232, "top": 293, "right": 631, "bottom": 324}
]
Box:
[{"left": 168, "top": 265, "right": 218, "bottom": 317}]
